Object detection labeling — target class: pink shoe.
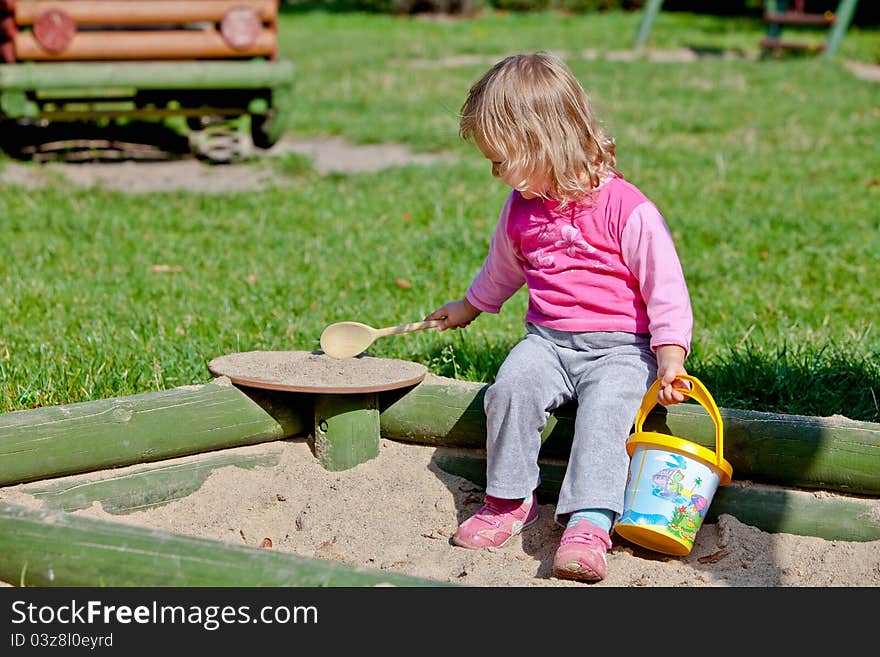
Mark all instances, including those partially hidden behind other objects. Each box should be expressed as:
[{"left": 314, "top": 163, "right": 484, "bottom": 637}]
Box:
[
  {"left": 452, "top": 493, "right": 539, "bottom": 549},
  {"left": 552, "top": 520, "right": 612, "bottom": 582}
]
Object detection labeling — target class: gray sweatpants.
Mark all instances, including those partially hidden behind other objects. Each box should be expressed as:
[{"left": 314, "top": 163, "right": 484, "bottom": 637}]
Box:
[{"left": 483, "top": 324, "right": 658, "bottom": 525}]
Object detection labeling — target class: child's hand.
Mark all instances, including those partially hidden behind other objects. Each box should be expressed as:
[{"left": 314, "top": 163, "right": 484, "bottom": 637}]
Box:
[
  {"left": 427, "top": 298, "right": 481, "bottom": 331},
  {"left": 655, "top": 345, "right": 689, "bottom": 406}
]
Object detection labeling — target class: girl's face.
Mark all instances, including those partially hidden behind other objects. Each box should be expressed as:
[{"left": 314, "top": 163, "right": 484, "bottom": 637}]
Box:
[{"left": 474, "top": 136, "right": 542, "bottom": 200}]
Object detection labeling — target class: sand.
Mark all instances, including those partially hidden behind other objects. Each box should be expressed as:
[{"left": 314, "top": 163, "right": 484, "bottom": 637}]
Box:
[{"left": 4, "top": 437, "right": 878, "bottom": 588}]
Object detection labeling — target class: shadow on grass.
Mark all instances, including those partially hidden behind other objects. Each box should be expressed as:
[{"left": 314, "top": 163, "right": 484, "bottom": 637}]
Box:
[
  {"left": 690, "top": 342, "right": 880, "bottom": 424},
  {"left": 420, "top": 337, "right": 880, "bottom": 423}
]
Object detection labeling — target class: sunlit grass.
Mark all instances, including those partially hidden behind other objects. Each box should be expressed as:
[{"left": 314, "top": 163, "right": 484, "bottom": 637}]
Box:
[{"left": 1, "top": 10, "right": 877, "bottom": 420}]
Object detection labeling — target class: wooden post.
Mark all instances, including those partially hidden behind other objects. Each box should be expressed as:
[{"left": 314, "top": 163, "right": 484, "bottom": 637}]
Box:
[
  {"left": 314, "top": 393, "right": 380, "bottom": 471},
  {"left": 633, "top": 0, "right": 664, "bottom": 48},
  {"left": 0, "top": 502, "right": 446, "bottom": 587},
  {"left": 205, "top": 351, "right": 428, "bottom": 473},
  {"left": 824, "top": 0, "right": 859, "bottom": 58},
  {"left": 765, "top": 0, "right": 786, "bottom": 41}
]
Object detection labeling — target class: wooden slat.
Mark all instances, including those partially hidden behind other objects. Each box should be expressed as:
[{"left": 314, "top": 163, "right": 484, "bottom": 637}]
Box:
[
  {"left": 760, "top": 37, "right": 826, "bottom": 52},
  {"left": 764, "top": 11, "right": 835, "bottom": 26},
  {"left": 14, "top": 0, "right": 278, "bottom": 26},
  {"left": 0, "top": 59, "right": 294, "bottom": 90},
  {"left": 16, "top": 442, "right": 286, "bottom": 514},
  {"left": 14, "top": 27, "right": 276, "bottom": 60}
]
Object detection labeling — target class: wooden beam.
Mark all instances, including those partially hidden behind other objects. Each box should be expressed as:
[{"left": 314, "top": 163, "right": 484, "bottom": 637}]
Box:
[
  {"left": 379, "top": 375, "right": 880, "bottom": 496},
  {"left": 432, "top": 448, "right": 880, "bottom": 542},
  {"left": 0, "top": 59, "right": 295, "bottom": 91},
  {"left": 0, "top": 377, "right": 308, "bottom": 486},
  {"left": 14, "top": 0, "right": 279, "bottom": 26},
  {"left": 0, "top": 502, "right": 446, "bottom": 587},
  {"left": 14, "top": 28, "right": 276, "bottom": 61},
  {"left": 3, "top": 371, "right": 878, "bottom": 496}
]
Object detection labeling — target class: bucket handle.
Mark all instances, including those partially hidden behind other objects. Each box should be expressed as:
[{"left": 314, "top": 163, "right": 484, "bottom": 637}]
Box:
[{"left": 634, "top": 375, "right": 724, "bottom": 466}]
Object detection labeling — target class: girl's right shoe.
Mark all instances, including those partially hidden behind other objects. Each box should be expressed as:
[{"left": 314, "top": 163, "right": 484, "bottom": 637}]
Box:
[{"left": 452, "top": 493, "right": 539, "bottom": 549}]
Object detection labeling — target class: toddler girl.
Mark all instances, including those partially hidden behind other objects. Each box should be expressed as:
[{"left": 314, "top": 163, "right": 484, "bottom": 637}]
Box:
[{"left": 427, "top": 52, "right": 693, "bottom": 582}]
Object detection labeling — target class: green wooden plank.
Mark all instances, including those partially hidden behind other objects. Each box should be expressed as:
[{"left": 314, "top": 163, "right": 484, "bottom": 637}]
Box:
[
  {"left": 379, "top": 376, "right": 880, "bottom": 495},
  {"left": 706, "top": 482, "right": 880, "bottom": 541},
  {"left": 16, "top": 442, "right": 286, "bottom": 514},
  {"left": 432, "top": 448, "right": 880, "bottom": 542},
  {"left": 0, "top": 502, "right": 447, "bottom": 587},
  {"left": 0, "top": 378, "right": 308, "bottom": 486},
  {"left": 0, "top": 60, "right": 294, "bottom": 92}
]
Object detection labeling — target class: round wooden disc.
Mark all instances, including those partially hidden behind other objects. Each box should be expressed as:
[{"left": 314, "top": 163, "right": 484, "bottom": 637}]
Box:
[
  {"left": 33, "top": 9, "right": 76, "bottom": 54},
  {"left": 220, "top": 8, "right": 261, "bottom": 51},
  {"left": 207, "top": 350, "right": 428, "bottom": 394}
]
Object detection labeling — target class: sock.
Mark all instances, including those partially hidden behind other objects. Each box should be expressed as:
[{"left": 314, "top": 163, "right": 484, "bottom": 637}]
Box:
[{"left": 567, "top": 508, "right": 614, "bottom": 533}]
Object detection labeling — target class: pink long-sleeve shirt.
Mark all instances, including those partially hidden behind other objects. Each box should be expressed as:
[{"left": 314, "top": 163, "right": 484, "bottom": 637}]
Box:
[{"left": 466, "top": 174, "right": 693, "bottom": 354}]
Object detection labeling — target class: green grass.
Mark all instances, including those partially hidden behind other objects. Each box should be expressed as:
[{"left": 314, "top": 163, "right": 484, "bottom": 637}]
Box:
[{"left": 1, "top": 10, "right": 878, "bottom": 421}]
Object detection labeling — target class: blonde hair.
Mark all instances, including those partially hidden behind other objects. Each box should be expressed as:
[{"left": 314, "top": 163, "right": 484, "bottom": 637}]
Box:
[{"left": 459, "top": 51, "right": 616, "bottom": 204}]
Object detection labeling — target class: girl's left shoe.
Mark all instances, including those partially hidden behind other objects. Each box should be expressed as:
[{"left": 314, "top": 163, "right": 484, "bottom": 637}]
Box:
[{"left": 552, "top": 520, "right": 612, "bottom": 582}]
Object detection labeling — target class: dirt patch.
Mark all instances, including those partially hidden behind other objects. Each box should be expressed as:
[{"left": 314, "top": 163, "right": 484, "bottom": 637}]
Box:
[
  {"left": 402, "top": 47, "right": 760, "bottom": 69},
  {"left": 845, "top": 60, "right": 880, "bottom": 82},
  {"left": 0, "top": 136, "right": 457, "bottom": 194},
  {"left": 272, "top": 137, "right": 456, "bottom": 174},
  {"left": 404, "top": 48, "right": 880, "bottom": 82}
]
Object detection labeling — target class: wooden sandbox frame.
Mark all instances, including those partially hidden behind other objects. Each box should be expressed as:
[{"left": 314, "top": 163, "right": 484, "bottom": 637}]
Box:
[{"left": 1, "top": 370, "right": 879, "bottom": 586}]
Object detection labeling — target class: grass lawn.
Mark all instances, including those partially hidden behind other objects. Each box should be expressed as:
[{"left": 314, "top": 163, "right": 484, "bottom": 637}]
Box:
[{"left": 1, "top": 10, "right": 878, "bottom": 421}]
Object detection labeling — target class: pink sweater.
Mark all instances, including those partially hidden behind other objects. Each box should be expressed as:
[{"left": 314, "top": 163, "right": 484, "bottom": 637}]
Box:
[{"left": 466, "top": 174, "right": 693, "bottom": 354}]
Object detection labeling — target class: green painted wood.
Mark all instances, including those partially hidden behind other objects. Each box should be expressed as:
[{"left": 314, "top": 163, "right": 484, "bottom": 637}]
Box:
[
  {"left": 0, "top": 60, "right": 294, "bottom": 91},
  {"left": 0, "top": 89, "right": 38, "bottom": 117},
  {"left": 16, "top": 442, "right": 286, "bottom": 514},
  {"left": 706, "top": 482, "right": 880, "bottom": 541},
  {"left": 314, "top": 393, "right": 380, "bottom": 471},
  {"left": 379, "top": 376, "right": 880, "bottom": 495},
  {"left": 432, "top": 448, "right": 880, "bottom": 542},
  {"left": 0, "top": 378, "right": 308, "bottom": 486},
  {"left": 766, "top": 0, "right": 786, "bottom": 40},
  {"left": 633, "top": 0, "right": 665, "bottom": 48},
  {"left": 825, "top": 0, "right": 859, "bottom": 58},
  {"left": 0, "top": 502, "right": 446, "bottom": 587}
]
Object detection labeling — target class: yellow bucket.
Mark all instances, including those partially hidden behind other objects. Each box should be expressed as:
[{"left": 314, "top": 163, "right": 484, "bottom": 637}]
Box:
[{"left": 615, "top": 375, "right": 733, "bottom": 556}]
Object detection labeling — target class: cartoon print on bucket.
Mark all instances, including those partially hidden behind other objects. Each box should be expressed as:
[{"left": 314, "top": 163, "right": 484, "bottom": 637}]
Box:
[{"left": 618, "top": 447, "right": 721, "bottom": 550}]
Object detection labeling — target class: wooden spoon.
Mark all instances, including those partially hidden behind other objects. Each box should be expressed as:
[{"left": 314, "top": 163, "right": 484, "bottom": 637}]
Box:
[{"left": 320, "top": 319, "right": 444, "bottom": 359}]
